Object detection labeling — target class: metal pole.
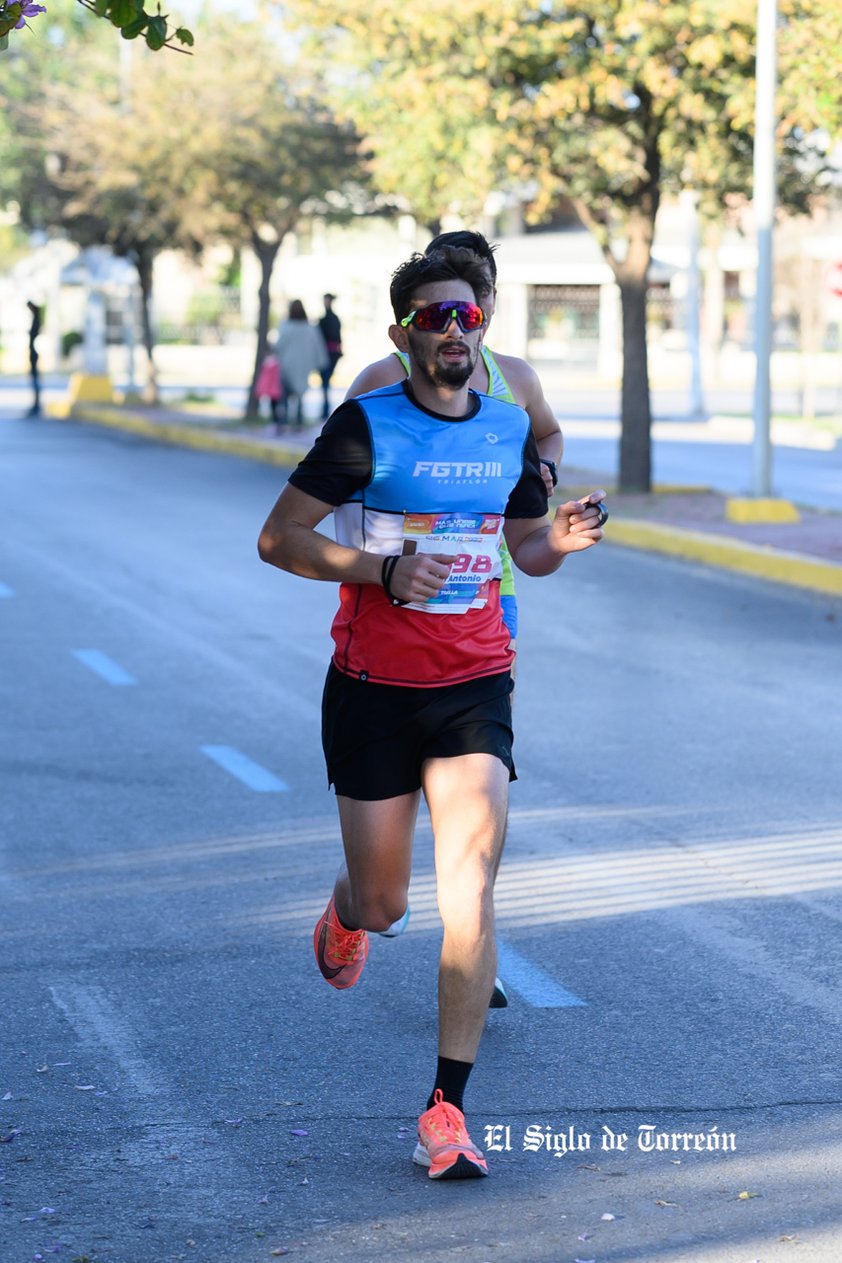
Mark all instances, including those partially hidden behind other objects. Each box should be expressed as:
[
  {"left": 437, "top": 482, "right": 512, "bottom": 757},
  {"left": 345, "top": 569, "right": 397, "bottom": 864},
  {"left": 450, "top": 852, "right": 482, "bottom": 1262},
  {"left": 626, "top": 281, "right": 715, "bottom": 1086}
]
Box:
[
  {"left": 683, "top": 188, "right": 705, "bottom": 419},
  {"left": 124, "top": 285, "right": 137, "bottom": 395},
  {"left": 752, "top": 0, "right": 778, "bottom": 496}
]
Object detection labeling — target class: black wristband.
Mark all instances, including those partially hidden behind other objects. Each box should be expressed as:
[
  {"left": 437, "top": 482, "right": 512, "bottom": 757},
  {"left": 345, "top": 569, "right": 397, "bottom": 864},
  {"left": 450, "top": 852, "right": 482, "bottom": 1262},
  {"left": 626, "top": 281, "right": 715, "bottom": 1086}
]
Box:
[
  {"left": 381, "top": 554, "right": 408, "bottom": 606},
  {"left": 540, "top": 458, "right": 558, "bottom": 488}
]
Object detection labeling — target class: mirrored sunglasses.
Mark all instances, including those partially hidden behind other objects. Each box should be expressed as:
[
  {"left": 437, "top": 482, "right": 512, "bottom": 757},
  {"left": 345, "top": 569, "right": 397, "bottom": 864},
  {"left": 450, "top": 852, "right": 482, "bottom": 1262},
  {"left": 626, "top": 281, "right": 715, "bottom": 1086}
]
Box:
[{"left": 400, "top": 300, "right": 486, "bottom": 333}]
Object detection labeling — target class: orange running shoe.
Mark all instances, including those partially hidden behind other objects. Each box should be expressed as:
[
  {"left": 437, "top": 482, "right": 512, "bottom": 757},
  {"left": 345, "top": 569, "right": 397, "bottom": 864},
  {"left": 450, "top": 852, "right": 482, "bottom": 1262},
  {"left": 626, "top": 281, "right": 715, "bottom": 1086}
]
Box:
[
  {"left": 313, "top": 895, "right": 368, "bottom": 990},
  {"left": 413, "top": 1089, "right": 488, "bottom": 1179}
]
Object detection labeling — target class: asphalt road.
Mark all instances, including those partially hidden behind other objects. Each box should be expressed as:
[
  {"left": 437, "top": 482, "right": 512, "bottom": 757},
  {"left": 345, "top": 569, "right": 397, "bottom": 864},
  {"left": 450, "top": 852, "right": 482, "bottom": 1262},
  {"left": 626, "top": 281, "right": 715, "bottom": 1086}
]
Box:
[{"left": 2, "top": 412, "right": 842, "bottom": 1263}]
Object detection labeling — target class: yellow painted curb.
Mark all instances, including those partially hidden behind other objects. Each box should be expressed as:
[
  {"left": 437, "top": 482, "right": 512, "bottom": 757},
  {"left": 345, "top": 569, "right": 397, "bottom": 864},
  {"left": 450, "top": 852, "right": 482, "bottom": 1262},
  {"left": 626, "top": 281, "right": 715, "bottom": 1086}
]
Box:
[
  {"left": 653, "top": 484, "right": 711, "bottom": 495},
  {"left": 66, "top": 372, "right": 115, "bottom": 406},
  {"left": 558, "top": 482, "right": 710, "bottom": 500},
  {"left": 608, "top": 519, "right": 842, "bottom": 598},
  {"left": 726, "top": 496, "right": 800, "bottom": 524},
  {"left": 65, "top": 405, "right": 302, "bottom": 469}
]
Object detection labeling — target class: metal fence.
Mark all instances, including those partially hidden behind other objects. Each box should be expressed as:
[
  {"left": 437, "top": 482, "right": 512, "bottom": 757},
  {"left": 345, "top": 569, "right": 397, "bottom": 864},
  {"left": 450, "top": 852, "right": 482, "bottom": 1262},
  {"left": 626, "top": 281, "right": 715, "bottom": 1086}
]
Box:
[{"left": 527, "top": 282, "right": 678, "bottom": 364}]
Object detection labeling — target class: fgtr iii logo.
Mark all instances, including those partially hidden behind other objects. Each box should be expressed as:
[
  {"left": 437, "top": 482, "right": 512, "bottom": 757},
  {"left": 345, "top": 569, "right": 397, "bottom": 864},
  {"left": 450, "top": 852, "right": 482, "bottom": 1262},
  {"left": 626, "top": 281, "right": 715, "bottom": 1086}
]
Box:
[{"left": 413, "top": 460, "right": 503, "bottom": 482}]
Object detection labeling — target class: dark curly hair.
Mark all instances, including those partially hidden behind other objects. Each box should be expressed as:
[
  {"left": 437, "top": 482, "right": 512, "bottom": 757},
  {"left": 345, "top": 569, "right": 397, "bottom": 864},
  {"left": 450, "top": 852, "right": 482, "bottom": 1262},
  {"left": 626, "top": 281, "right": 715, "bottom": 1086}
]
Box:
[
  {"left": 389, "top": 247, "right": 492, "bottom": 323},
  {"left": 426, "top": 230, "right": 498, "bottom": 286}
]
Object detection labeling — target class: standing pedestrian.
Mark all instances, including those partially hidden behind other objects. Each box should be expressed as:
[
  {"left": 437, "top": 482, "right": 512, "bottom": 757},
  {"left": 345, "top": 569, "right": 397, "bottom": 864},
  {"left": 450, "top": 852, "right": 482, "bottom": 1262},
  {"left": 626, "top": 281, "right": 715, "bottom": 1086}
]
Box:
[
  {"left": 26, "top": 301, "right": 42, "bottom": 417},
  {"left": 275, "top": 300, "right": 328, "bottom": 428},
  {"left": 317, "top": 293, "right": 343, "bottom": 420},
  {"left": 258, "top": 246, "right": 608, "bottom": 1180}
]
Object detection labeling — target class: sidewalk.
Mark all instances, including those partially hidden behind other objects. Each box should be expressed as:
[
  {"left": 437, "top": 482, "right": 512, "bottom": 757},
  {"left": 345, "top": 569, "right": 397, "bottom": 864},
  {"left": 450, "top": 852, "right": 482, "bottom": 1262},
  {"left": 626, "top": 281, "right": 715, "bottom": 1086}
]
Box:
[{"left": 61, "top": 400, "right": 842, "bottom": 600}]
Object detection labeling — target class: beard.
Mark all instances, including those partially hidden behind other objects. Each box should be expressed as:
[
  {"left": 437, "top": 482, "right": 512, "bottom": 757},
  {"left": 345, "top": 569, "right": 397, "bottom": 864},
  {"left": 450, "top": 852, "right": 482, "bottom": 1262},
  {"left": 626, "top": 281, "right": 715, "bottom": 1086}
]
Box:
[{"left": 407, "top": 330, "right": 478, "bottom": 389}]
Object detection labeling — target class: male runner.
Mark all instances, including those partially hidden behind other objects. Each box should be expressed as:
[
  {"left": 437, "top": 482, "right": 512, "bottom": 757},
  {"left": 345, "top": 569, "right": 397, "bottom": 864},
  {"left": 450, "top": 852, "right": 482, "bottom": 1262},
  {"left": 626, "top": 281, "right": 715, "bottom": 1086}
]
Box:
[
  {"left": 347, "top": 231, "right": 563, "bottom": 989},
  {"left": 258, "top": 247, "right": 606, "bottom": 1180}
]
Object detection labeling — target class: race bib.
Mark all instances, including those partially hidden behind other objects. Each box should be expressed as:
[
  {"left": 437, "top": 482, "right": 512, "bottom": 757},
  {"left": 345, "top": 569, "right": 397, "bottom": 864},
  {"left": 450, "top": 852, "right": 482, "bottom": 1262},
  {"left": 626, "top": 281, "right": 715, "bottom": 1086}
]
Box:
[{"left": 401, "top": 511, "right": 503, "bottom": 614}]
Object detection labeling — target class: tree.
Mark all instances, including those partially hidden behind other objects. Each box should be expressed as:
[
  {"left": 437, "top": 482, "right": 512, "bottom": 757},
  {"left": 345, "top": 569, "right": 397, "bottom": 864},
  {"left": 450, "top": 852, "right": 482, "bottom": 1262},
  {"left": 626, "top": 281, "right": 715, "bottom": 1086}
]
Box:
[
  {"left": 0, "top": 4, "right": 103, "bottom": 222},
  {"left": 2, "top": 9, "right": 370, "bottom": 409},
  {"left": 0, "top": 12, "right": 199, "bottom": 400},
  {"left": 163, "top": 18, "right": 373, "bottom": 417},
  {"left": 290, "top": 0, "right": 842, "bottom": 491},
  {"left": 36, "top": 42, "right": 210, "bottom": 400}
]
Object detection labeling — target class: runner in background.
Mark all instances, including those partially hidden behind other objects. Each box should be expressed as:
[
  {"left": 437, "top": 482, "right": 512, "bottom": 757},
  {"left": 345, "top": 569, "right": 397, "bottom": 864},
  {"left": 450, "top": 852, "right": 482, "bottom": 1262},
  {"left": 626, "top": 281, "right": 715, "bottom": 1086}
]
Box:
[{"left": 345, "top": 229, "right": 564, "bottom": 531}]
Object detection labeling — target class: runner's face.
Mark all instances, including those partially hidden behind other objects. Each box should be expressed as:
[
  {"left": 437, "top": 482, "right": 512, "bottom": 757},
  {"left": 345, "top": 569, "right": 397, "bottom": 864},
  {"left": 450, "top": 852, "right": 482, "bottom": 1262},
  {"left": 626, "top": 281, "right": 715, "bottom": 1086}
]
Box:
[{"left": 404, "top": 280, "right": 483, "bottom": 389}]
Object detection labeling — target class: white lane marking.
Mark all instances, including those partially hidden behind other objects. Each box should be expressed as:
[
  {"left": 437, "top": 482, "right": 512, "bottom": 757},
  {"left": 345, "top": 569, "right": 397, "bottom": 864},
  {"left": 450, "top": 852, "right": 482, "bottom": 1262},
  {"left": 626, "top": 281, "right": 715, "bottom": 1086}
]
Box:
[
  {"left": 49, "top": 982, "right": 160, "bottom": 1096},
  {"left": 72, "top": 649, "right": 137, "bottom": 686},
  {"left": 12, "top": 541, "right": 321, "bottom": 725},
  {"left": 496, "top": 939, "right": 587, "bottom": 1009},
  {"left": 200, "top": 744, "right": 288, "bottom": 792},
  {"left": 0, "top": 581, "right": 14, "bottom": 598},
  {"left": 47, "top": 980, "right": 252, "bottom": 1217}
]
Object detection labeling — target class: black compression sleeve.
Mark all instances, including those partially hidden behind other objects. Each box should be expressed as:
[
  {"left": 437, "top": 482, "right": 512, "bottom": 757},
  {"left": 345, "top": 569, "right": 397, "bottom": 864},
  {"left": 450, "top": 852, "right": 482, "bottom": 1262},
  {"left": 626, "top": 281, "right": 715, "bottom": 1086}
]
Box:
[
  {"left": 287, "top": 402, "right": 373, "bottom": 505},
  {"left": 505, "top": 431, "right": 550, "bottom": 519}
]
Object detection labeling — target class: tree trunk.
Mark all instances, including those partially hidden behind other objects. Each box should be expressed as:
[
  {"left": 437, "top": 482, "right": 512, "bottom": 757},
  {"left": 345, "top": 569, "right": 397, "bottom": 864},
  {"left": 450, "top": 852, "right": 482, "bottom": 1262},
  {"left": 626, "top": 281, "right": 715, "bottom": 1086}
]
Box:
[
  {"left": 573, "top": 198, "right": 655, "bottom": 492},
  {"left": 617, "top": 273, "right": 652, "bottom": 492},
  {"left": 246, "top": 235, "right": 281, "bottom": 420},
  {"left": 611, "top": 192, "right": 658, "bottom": 493},
  {"left": 135, "top": 247, "right": 159, "bottom": 406}
]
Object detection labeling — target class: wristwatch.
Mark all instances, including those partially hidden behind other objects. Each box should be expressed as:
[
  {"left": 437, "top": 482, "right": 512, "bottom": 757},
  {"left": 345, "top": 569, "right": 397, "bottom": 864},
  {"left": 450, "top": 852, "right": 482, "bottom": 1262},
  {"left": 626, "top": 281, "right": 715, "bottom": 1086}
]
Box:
[{"left": 540, "top": 458, "right": 558, "bottom": 488}]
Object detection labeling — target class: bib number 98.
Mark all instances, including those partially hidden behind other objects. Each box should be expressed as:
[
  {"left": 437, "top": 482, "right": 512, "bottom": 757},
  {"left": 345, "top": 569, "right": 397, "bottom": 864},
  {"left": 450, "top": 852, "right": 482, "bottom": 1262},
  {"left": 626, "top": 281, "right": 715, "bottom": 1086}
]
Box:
[{"left": 451, "top": 553, "right": 493, "bottom": 575}]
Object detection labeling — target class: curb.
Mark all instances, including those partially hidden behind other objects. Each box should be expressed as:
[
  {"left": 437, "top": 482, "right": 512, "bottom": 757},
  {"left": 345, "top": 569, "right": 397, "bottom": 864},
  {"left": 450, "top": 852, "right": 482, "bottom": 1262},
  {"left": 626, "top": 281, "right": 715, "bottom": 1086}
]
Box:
[
  {"left": 608, "top": 519, "right": 842, "bottom": 599},
  {"left": 65, "top": 404, "right": 842, "bottom": 601},
  {"left": 62, "top": 404, "right": 304, "bottom": 469}
]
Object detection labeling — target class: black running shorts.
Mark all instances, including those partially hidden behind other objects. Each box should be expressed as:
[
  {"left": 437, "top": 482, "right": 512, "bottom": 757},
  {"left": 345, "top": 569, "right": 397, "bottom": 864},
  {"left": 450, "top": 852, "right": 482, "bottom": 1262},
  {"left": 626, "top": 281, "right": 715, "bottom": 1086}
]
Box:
[{"left": 321, "top": 664, "right": 516, "bottom": 801}]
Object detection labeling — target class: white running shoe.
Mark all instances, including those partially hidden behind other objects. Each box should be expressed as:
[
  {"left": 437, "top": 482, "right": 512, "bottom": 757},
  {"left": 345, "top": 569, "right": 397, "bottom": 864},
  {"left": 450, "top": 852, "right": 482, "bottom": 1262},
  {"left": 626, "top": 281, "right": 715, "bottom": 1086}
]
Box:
[
  {"left": 378, "top": 906, "right": 411, "bottom": 938},
  {"left": 489, "top": 976, "right": 508, "bottom": 1008}
]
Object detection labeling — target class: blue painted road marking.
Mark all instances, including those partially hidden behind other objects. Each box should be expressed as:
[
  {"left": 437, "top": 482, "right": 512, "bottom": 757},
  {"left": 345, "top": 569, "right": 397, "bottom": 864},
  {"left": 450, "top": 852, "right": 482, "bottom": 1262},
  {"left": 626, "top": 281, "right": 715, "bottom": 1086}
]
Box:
[
  {"left": 200, "top": 745, "right": 289, "bottom": 792},
  {"left": 496, "top": 939, "right": 587, "bottom": 1009},
  {"left": 0, "top": 582, "right": 14, "bottom": 598},
  {"left": 72, "top": 649, "right": 137, "bottom": 686}
]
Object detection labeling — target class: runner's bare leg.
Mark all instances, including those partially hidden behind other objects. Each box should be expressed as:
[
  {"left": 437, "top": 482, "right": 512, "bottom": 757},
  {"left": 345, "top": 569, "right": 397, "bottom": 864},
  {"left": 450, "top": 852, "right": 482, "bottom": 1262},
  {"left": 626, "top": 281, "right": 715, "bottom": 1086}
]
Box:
[
  {"left": 332, "top": 792, "right": 420, "bottom": 931},
  {"left": 423, "top": 753, "right": 509, "bottom": 1061}
]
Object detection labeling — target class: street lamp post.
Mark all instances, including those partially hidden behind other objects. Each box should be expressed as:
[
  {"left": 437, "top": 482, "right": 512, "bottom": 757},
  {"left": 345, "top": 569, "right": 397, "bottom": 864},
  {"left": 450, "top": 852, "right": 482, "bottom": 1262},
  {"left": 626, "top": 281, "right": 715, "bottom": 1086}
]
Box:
[
  {"left": 752, "top": 0, "right": 778, "bottom": 497},
  {"left": 683, "top": 188, "right": 705, "bottom": 419}
]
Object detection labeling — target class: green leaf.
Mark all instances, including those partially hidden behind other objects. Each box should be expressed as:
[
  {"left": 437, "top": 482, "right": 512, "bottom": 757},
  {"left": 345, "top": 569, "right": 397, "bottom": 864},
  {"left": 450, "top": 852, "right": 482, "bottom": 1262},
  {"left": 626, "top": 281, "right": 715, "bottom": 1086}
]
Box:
[
  {"left": 145, "top": 15, "right": 167, "bottom": 50},
  {"left": 93, "top": 0, "right": 110, "bottom": 16},
  {"left": 109, "top": 0, "right": 138, "bottom": 27},
  {"left": 175, "top": 27, "right": 194, "bottom": 47},
  {"left": 121, "top": 16, "right": 148, "bottom": 39}
]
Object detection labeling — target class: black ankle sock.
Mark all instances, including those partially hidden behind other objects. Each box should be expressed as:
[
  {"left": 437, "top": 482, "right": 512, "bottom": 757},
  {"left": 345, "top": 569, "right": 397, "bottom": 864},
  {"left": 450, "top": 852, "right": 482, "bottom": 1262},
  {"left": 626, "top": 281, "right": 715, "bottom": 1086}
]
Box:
[
  {"left": 334, "top": 906, "right": 359, "bottom": 932},
  {"left": 427, "top": 1056, "right": 473, "bottom": 1113}
]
